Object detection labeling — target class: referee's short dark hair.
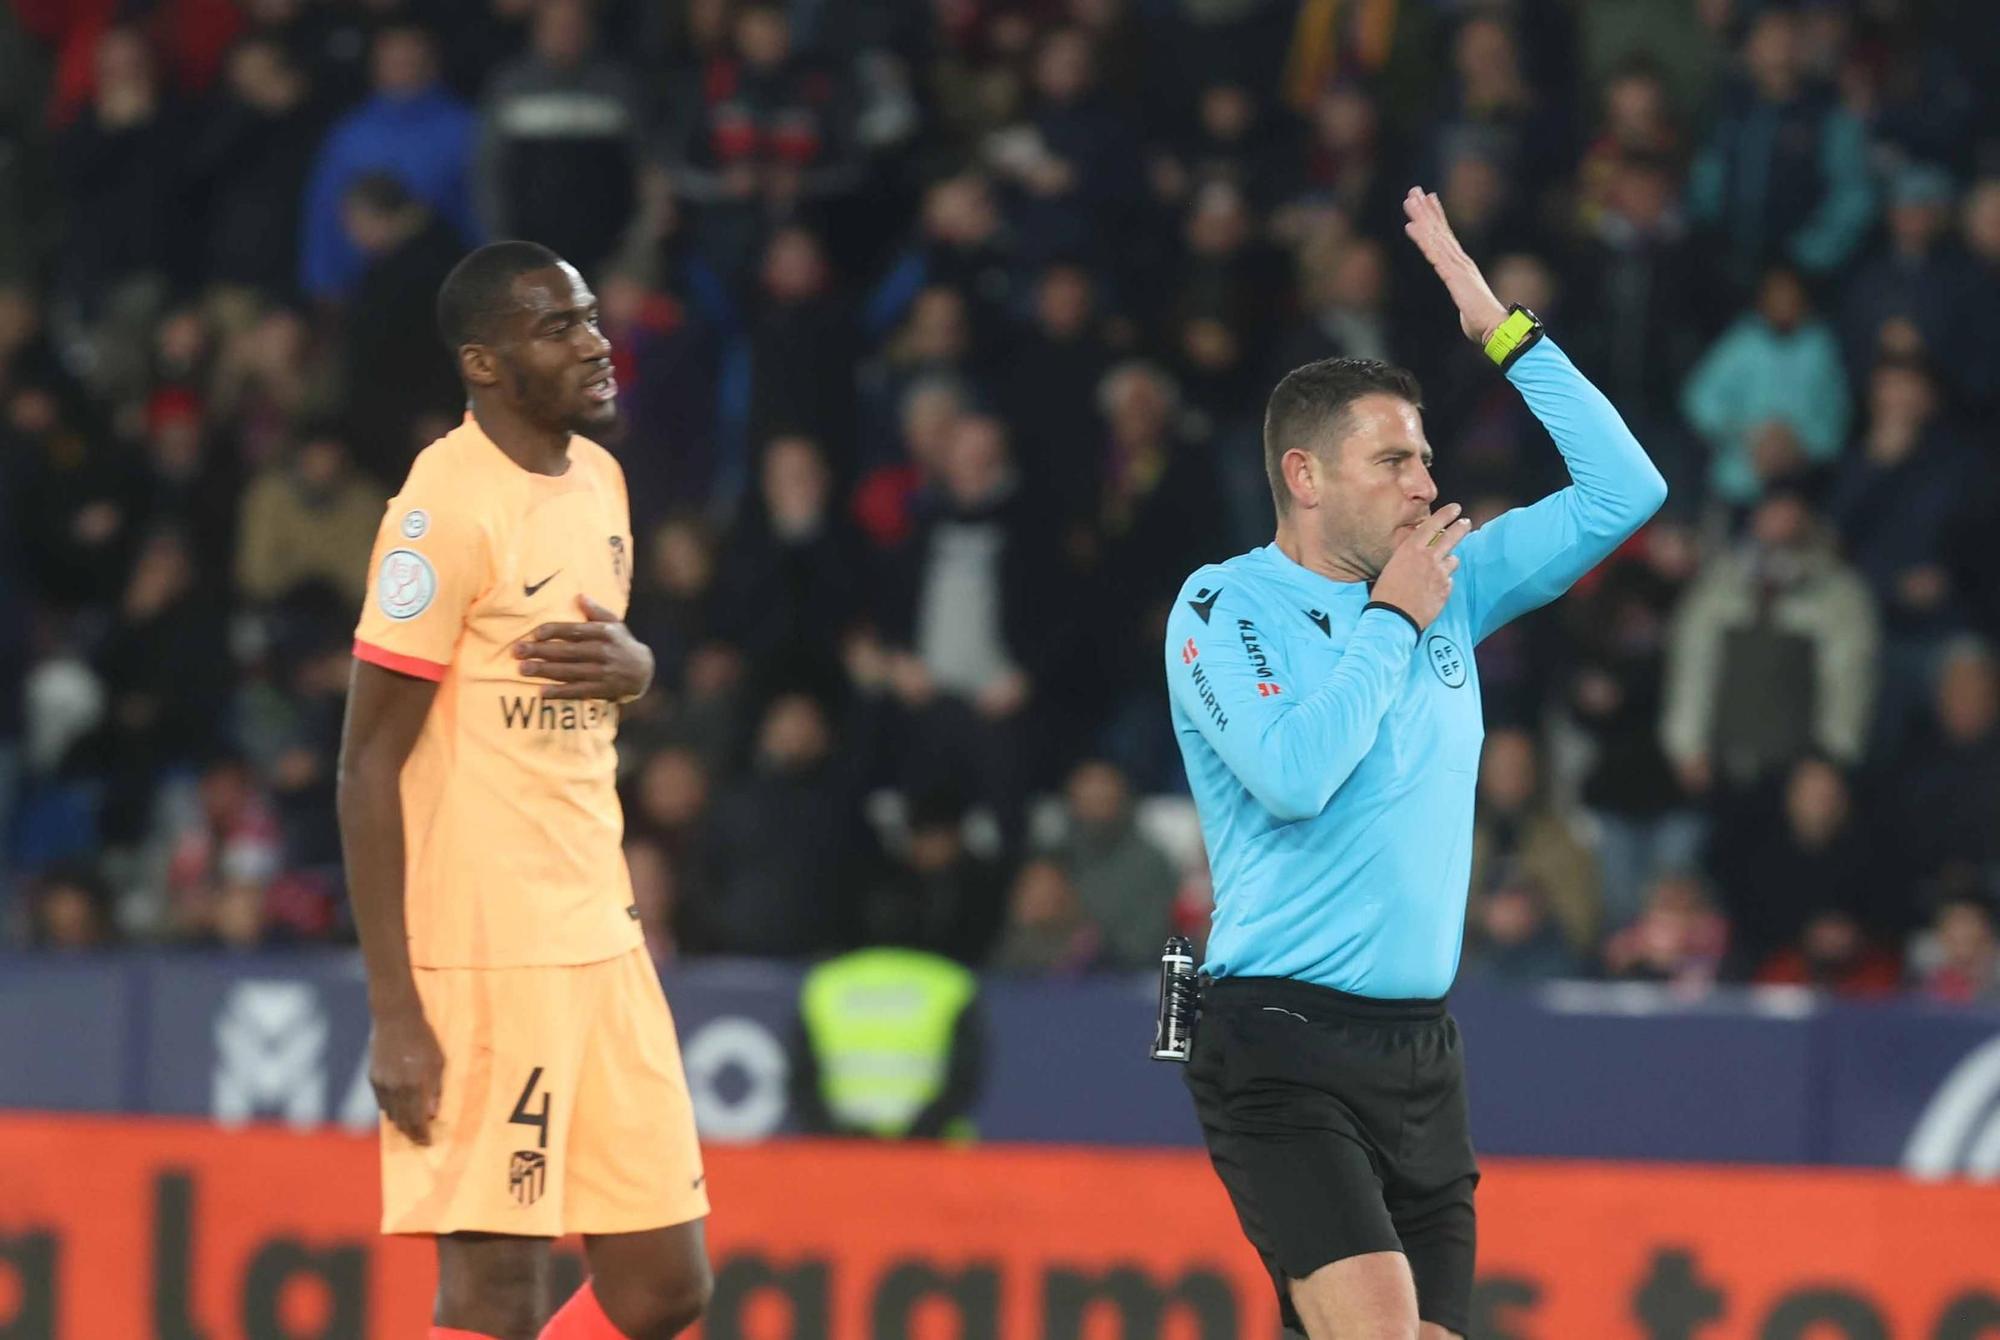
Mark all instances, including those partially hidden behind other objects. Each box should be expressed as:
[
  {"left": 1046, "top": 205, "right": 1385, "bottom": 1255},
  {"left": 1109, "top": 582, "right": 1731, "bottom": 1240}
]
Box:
[
  {"left": 1264, "top": 357, "right": 1424, "bottom": 513},
  {"left": 435, "top": 240, "right": 564, "bottom": 354}
]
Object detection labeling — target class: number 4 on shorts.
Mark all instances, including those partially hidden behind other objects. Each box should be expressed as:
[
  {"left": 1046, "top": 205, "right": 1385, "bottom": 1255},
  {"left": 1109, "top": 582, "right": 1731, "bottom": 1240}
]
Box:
[{"left": 510, "top": 1066, "right": 551, "bottom": 1151}]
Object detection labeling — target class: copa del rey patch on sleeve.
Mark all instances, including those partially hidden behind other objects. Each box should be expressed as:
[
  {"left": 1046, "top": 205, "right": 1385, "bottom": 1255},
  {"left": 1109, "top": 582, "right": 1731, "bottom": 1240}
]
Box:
[{"left": 377, "top": 548, "right": 438, "bottom": 621}]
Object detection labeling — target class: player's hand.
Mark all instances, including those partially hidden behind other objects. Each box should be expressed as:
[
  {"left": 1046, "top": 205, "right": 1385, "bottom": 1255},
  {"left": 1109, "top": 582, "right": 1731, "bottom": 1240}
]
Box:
[
  {"left": 1400, "top": 187, "right": 1509, "bottom": 345},
  {"left": 370, "top": 1005, "right": 444, "bottom": 1146},
  {"left": 1370, "top": 503, "right": 1472, "bottom": 631},
  {"left": 514, "top": 595, "right": 656, "bottom": 702}
]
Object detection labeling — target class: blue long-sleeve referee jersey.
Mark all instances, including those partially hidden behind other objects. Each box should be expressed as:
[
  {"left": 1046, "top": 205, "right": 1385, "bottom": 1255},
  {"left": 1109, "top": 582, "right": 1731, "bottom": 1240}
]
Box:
[{"left": 1165, "top": 338, "right": 1668, "bottom": 998}]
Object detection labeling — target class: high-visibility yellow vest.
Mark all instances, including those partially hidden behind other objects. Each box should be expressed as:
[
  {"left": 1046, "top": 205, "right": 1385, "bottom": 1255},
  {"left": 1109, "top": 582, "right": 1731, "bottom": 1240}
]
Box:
[{"left": 800, "top": 948, "right": 977, "bottom": 1138}]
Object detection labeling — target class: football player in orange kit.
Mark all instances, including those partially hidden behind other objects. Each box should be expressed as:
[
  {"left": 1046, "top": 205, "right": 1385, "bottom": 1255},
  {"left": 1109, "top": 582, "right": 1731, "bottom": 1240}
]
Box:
[{"left": 338, "top": 241, "right": 709, "bottom": 1340}]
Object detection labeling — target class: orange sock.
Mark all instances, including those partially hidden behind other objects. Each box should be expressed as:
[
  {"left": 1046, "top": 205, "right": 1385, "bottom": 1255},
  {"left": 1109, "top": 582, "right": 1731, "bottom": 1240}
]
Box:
[{"left": 539, "top": 1282, "right": 628, "bottom": 1339}]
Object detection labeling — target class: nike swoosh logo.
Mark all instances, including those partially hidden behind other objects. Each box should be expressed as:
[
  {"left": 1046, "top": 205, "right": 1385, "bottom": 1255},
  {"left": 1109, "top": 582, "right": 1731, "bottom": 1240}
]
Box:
[
  {"left": 691, "top": 1173, "right": 706, "bottom": 1190},
  {"left": 524, "top": 571, "right": 560, "bottom": 597}
]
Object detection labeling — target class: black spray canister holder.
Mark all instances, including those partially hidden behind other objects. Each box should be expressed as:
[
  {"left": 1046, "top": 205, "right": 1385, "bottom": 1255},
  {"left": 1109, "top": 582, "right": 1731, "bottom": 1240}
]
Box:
[{"left": 1150, "top": 934, "right": 1199, "bottom": 1062}]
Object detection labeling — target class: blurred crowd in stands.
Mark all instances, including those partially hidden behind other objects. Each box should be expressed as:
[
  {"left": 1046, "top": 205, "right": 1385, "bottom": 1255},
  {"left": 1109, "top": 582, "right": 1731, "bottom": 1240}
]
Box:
[{"left": 1, "top": 0, "right": 1996, "bottom": 1002}]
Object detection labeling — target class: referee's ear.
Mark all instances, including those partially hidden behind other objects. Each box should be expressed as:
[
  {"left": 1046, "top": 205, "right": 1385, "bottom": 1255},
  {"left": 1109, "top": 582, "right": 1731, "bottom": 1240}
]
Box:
[{"left": 1282, "top": 446, "right": 1325, "bottom": 511}]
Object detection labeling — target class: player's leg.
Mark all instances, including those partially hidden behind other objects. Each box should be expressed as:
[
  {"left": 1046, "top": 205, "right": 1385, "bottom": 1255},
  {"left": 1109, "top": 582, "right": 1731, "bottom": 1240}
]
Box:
[
  {"left": 1287, "top": 1252, "right": 1421, "bottom": 1339},
  {"left": 1418, "top": 1324, "right": 1465, "bottom": 1340},
  {"left": 534, "top": 1222, "right": 710, "bottom": 1339},
  {"left": 550, "top": 948, "right": 712, "bottom": 1338},
  {"left": 383, "top": 966, "right": 580, "bottom": 1337},
  {"left": 434, "top": 1232, "right": 555, "bottom": 1340}
]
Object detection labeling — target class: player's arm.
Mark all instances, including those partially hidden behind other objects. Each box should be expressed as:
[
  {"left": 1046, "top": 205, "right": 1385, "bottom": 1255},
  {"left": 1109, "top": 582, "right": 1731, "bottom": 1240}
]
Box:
[
  {"left": 336, "top": 661, "right": 445, "bottom": 1144},
  {"left": 1166, "top": 567, "right": 1439, "bottom": 824},
  {"left": 1400, "top": 187, "right": 1669, "bottom": 644},
  {"left": 341, "top": 476, "right": 487, "bottom": 1144}
]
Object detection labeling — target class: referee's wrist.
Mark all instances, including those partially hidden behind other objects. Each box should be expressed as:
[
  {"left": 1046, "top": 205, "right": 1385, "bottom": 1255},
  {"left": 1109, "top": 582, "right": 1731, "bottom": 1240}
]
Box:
[
  {"left": 1482, "top": 303, "right": 1545, "bottom": 373},
  {"left": 1363, "top": 600, "right": 1422, "bottom": 639}
]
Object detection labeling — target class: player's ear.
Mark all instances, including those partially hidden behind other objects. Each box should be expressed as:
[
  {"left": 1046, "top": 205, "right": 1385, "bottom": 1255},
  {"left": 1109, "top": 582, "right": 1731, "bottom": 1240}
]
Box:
[{"left": 458, "top": 342, "right": 500, "bottom": 389}]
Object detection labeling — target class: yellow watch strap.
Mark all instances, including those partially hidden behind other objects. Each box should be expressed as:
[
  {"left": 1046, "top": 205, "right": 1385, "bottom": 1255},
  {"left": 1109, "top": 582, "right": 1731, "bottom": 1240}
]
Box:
[{"left": 1482, "top": 306, "right": 1542, "bottom": 370}]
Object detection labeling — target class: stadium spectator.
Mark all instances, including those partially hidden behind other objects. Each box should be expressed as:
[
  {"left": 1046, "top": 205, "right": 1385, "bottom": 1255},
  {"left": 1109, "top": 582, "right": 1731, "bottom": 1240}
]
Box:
[
  {"left": 861, "top": 786, "right": 1008, "bottom": 965},
  {"left": 1270, "top": 236, "right": 1398, "bottom": 454},
  {"left": 298, "top": 23, "right": 477, "bottom": 303},
  {"left": 998, "top": 261, "right": 1114, "bottom": 523},
  {"left": 1682, "top": 265, "right": 1849, "bottom": 508},
  {"left": 1890, "top": 640, "right": 2000, "bottom": 898},
  {"left": 1688, "top": 6, "right": 1873, "bottom": 293},
  {"left": 159, "top": 752, "right": 283, "bottom": 945},
  {"left": 186, "top": 34, "right": 320, "bottom": 304},
  {"left": 1663, "top": 488, "right": 1878, "bottom": 796},
  {"left": 850, "top": 374, "right": 963, "bottom": 547},
  {"left": 473, "top": 0, "right": 643, "bottom": 282},
  {"left": 1958, "top": 176, "right": 2000, "bottom": 412},
  {"left": 1470, "top": 727, "right": 1602, "bottom": 958},
  {"left": 1838, "top": 163, "right": 1968, "bottom": 388},
  {"left": 858, "top": 283, "right": 983, "bottom": 481},
  {"left": 624, "top": 744, "right": 717, "bottom": 952},
  {"left": 993, "top": 857, "right": 1099, "bottom": 974},
  {"left": 234, "top": 426, "right": 383, "bottom": 608},
  {"left": 1914, "top": 895, "right": 2000, "bottom": 1004},
  {"left": 1602, "top": 870, "right": 1728, "bottom": 993},
  {"left": 53, "top": 26, "right": 185, "bottom": 399},
  {"left": 242, "top": 591, "right": 349, "bottom": 878},
  {"left": 713, "top": 435, "right": 864, "bottom": 702},
  {"left": 1574, "top": 57, "right": 1683, "bottom": 231},
  {"left": 1428, "top": 11, "right": 1569, "bottom": 203},
  {"left": 1755, "top": 907, "right": 1902, "bottom": 998},
  {"left": 1090, "top": 360, "right": 1222, "bottom": 605},
  {"left": 21, "top": 861, "right": 118, "bottom": 949},
  {"left": 1565, "top": 518, "right": 1704, "bottom": 931},
  {"left": 987, "top": 25, "right": 1144, "bottom": 275},
  {"left": 1826, "top": 357, "right": 1980, "bottom": 752},
  {"left": 663, "top": 0, "right": 860, "bottom": 278},
  {"left": 1042, "top": 759, "right": 1177, "bottom": 971},
  {"left": 135, "top": 375, "right": 240, "bottom": 583},
  {"left": 746, "top": 224, "right": 858, "bottom": 475},
  {"left": 87, "top": 527, "right": 231, "bottom": 847},
  {"left": 1568, "top": 152, "right": 1705, "bottom": 494},
  {"left": 870, "top": 413, "right": 1051, "bottom": 852},
  {"left": 1460, "top": 869, "right": 1583, "bottom": 984},
  {"left": 594, "top": 258, "right": 725, "bottom": 526},
  {"left": 336, "top": 172, "right": 464, "bottom": 478},
  {"left": 1284, "top": 80, "right": 1402, "bottom": 242},
  {"left": 865, "top": 171, "right": 1017, "bottom": 350},
  {"left": 699, "top": 692, "right": 871, "bottom": 957},
  {"left": 1712, "top": 755, "right": 1888, "bottom": 975}
]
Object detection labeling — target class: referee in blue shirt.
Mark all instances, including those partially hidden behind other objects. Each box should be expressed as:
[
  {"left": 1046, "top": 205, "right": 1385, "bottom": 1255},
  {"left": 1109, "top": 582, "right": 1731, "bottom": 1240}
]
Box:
[{"left": 1167, "top": 189, "right": 1667, "bottom": 1339}]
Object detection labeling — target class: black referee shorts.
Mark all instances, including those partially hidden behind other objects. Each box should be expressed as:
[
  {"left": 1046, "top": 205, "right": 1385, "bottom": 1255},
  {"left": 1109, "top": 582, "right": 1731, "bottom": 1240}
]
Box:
[{"left": 1184, "top": 976, "right": 1479, "bottom": 1337}]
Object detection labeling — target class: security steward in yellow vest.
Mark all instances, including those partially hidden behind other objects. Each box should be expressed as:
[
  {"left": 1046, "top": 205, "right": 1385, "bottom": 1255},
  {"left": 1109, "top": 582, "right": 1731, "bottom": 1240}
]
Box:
[{"left": 790, "top": 946, "right": 985, "bottom": 1139}]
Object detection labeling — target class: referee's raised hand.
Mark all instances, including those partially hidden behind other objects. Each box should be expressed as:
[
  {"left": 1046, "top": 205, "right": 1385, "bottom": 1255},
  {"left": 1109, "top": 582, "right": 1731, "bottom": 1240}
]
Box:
[
  {"left": 1402, "top": 186, "right": 1510, "bottom": 346},
  {"left": 1371, "top": 502, "right": 1472, "bottom": 630}
]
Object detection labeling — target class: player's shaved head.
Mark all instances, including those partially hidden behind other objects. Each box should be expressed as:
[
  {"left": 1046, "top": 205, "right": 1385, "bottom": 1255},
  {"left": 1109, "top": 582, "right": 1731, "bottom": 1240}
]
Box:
[
  {"left": 436, "top": 240, "right": 565, "bottom": 353},
  {"left": 1264, "top": 357, "right": 1423, "bottom": 514}
]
